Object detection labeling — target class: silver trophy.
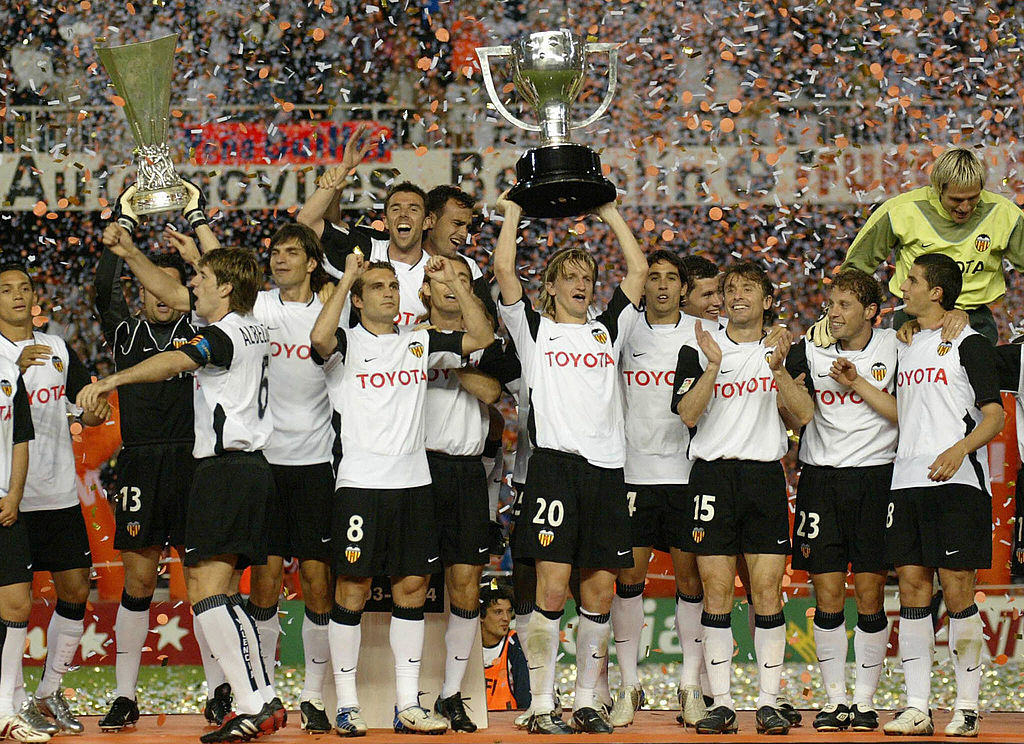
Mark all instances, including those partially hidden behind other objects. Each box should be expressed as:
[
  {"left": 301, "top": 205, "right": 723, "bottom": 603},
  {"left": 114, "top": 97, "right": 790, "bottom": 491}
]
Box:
[
  {"left": 97, "top": 34, "right": 189, "bottom": 215},
  {"left": 477, "top": 30, "right": 619, "bottom": 218}
]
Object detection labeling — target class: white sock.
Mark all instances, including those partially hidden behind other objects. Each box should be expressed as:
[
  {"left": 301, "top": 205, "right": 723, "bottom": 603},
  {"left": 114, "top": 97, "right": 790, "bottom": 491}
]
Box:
[
  {"left": 948, "top": 605, "right": 983, "bottom": 711},
  {"left": 596, "top": 641, "right": 611, "bottom": 706},
  {"left": 701, "top": 612, "right": 734, "bottom": 709},
  {"left": 113, "top": 593, "right": 152, "bottom": 700},
  {"left": 611, "top": 584, "right": 644, "bottom": 689},
  {"left": 13, "top": 659, "right": 25, "bottom": 709},
  {"left": 813, "top": 609, "right": 849, "bottom": 705},
  {"left": 754, "top": 613, "right": 786, "bottom": 709},
  {"left": 0, "top": 620, "right": 28, "bottom": 715},
  {"left": 675, "top": 593, "right": 704, "bottom": 688},
  {"left": 515, "top": 609, "right": 532, "bottom": 659},
  {"left": 329, "top": 607, "right": 362, "bottom": 710},
  {"left": 898, "top": 608, "right": 934, "bottom": 712},
  {"left": 230, "top": 600, "right": 275, "bottom": 703},
  {"left": 525, "top": 611, "right": 560, "bottom": 713},
  {"left": 301, "top": 610, "right": 331, "bottom": 702},
  {"left": 36, "top": 601, "right": 85, "bottom": 699},
  {"left": 853, "top": 611, "right": 887, "bottom": 708},
  {"left": 441, "top": 607, "right": 479, "bottom": 699},
  {"left": 193, "top": 611, "right": 226, "bottom": 693},
  {"left": 193, "top": 596, "right": 264, "bottom": 714},
  {"left": 391, "top": 608, "right": 425, "bottom": 711},
  {"left": 246, "top": 601, "right": 280, "bottom": 690},
  {"left": 574, "top": 609, "right": 610, "bottom": 710}
]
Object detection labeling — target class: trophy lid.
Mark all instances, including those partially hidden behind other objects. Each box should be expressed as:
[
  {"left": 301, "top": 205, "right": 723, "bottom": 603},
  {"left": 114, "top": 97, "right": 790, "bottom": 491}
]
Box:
[{"left": 96, "top": 34, "right": 178, "bottom": 146}]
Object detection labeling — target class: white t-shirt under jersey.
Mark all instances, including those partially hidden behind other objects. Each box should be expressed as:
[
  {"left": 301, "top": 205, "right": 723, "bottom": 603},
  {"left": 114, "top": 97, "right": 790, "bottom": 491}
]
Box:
[{"left": 253, "top": 290, "right": 334, "bottom": 466}]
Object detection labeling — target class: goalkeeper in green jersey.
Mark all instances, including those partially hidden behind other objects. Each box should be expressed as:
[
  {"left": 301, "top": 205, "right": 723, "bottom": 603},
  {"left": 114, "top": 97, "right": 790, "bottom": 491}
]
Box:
[{"left": 809, "top": 147, "right": 1024, "bottom": 345}]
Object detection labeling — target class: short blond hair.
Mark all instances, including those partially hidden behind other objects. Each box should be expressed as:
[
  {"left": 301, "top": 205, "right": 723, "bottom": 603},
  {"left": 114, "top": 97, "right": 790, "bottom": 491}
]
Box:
[
  {"left": 539, "top": 248, "right": 597, "bottom": 318},
  {"left": 930, "top": 147, "right": 986, "bottom": 195}
]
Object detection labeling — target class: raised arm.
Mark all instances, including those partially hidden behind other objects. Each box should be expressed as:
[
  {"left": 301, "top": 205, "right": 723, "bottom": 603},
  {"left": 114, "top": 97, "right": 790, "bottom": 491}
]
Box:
[
  {"left": 297, "top": 122, "right": 377, "bottom": 238},
  {"left": 595, "top": 202, "right": 647, "bottom": 305},
  {"left": 102, "top": 224, "right": 191, "bottom": 312},
  {"left": 76, "top": 349, "right": 199, "bottom": 413},
  {"left": 310, "top": 251, "right": 363, "bottom": 358},
  {"left": 95, "top": 244, "right": 130, "bottom": 346},
  {"left": 492, "top": 191, "right": 523, "bottom": 305}
]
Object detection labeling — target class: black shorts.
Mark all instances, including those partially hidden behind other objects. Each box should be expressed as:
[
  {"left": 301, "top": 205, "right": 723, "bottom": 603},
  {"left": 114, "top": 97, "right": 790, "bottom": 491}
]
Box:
[
  {"left": 1013, "top": 473, "right": 1024, "bottom": 577},
  {"left": 791, "top": 463, "right": 893, "bottom": 574},
  {"left": 428, "top": 452, "right": 489, "bottom": 566},
  {"left": 625, "top": 483, "right": 686, "bottom": 552},
  {"left": 22, "top": 505, "right": 93, "bottom": 573},
  {"left": 332, "top": 485, "right": 441, "bottom": 577},
  {"left": 266, "top": 462, "right": 334, "bottom": 562},
  {"left": 683, "top": 459, "right": 790, "bottom": 556},
  {"left": 113, "top": 443, "right": 195, "bottom": 552},
  {"left": 885, "top": 485, "right": 992, "bottom": 570},
  {"left": 184, "top": 451, "right": 273, "bottom": 568},
  {"left": 0, "top": 518, "right": 32, "bottom": 586},
  {"left": 516, "top": 448, "right": 631, "bottom": 569}
]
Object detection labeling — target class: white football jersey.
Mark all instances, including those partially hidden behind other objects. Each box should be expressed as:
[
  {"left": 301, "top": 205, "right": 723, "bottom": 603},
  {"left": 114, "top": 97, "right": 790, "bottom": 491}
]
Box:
[
  {"left": 892, "top": 327, "right": 1001, "bottom": 492},
  {"left": 621, "top": 315, "right": 698, "bottom": 485},
  {"left": 499, "top": 287, "right": 641, "bottom": 470},
  {"left": 673, "top": 327, "right": 788, "bottom": 462},
  {"left": 0, "top": 332, "right": 84, "bottom": 511},
  {"left": 253, "top": 290, "right": 334, "bottom": 466},
  {"left": 788, "top": 331, "right": 898, "bottom": 468},
  {"left": 183, "top": 313, "right": 274, "bottom": 459},
  {"left": 321, "top": 324, "right": 465, "bottom": 488}
]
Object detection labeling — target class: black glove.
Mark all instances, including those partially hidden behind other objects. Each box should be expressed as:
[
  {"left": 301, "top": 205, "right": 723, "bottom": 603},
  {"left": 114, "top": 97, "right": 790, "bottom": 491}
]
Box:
[
  {"left": 182, "top": 178, "right": 208, "bottom": 229},
  {"left": 115, "top": 185, "right": 139, "bottom": 234}
]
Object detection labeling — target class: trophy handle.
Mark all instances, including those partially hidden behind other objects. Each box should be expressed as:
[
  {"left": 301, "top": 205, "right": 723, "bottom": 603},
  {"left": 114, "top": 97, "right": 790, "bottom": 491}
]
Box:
[
  {"left": 476, "top": 45, "right": 542, "bottom": 133},
  {"left": 571, "top": 42, "right": 621, "bottom": 130}
]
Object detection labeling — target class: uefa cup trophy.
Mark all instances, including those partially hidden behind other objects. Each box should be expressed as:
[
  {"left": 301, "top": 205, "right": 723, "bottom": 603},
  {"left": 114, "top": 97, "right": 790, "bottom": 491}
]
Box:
[
  {"left": 97, "top": 34, "right": 189, "bottom": 215},
  {"left": 477, "top": 30, "right": 620, "bottom": 218}
]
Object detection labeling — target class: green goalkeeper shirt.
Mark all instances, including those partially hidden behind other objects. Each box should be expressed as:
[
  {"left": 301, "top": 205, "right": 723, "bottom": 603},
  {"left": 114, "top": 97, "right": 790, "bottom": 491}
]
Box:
[{"left": 842, "top": 186, "right": 1024, "bottom": 310}]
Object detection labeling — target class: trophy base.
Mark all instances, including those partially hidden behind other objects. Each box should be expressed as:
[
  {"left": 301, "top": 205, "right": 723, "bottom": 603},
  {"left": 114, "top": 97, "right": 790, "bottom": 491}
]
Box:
[
  {"left": 132, "top": 184, "right": 190, "bottom": 216},
  {"left": 509, "top": 144, "right": 617, "bottom": 218}
]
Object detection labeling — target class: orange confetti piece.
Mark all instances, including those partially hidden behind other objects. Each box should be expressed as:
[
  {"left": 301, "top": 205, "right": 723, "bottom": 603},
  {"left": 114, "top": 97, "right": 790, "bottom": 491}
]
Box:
[
  {"left": 126, "top": 2, "right": 135, "bottom": 14},
  {"left": 70, "top": 423, "right": 83, "bottom": 435},
  {"left": 57, "top": 198, "right": 69, "bottom": 209},
  {"left": 370, "top": 220, "right": 385, "bottom": 232},
  {"left": 727, "top": 99, "right": 742, "bottom": 113},
  {"left": 111, "top": 95, "right": 125, "bottom": 107},
  {"left": 312, "top": 28, "right": 325, "bottom": 41},
  {"left": 435, "top": 28, "right": 450, "bottom": 43},
  {"left": 721, "top": 50, "right": 735, "bottom": 61},
  {"left": 943, "top": 10, "right": 956, "bottom": 22},
  {"left": 720, "top": 118, "right": 735, "bottom": 133},
  {"left": 63, "top": 688, "right": 76, "bottom": 700},
  {"left": 100, "top": 208, "right": 113, "bottom": 220},
  {"left": 281, "top": 102, "right": 295, "bottom": 112},
  {"left": 33, "top": 201, "right": 47, "bottom": 217},
  {"left": 642, "top": 218, "right": 656, "bottom": 232},
  {"left": 869, "top": 62, "right": 883, "bottom": 80},
  {"left": 709, "top": 206, "right": 723, "bottom": 221},
  {"left": 278, "top": 21, "right": 291, "bottom": 30},
  {"left": 157, "top": 714, "right": 167, "bottom": 726},
  {"left": 644, "top": 165, "right": 659, "bottom": 178},
  {"left": 156, "top": 613, "right": 169, "bottom": 625},
  {"left": 975, "top": 591, "right": 987, "bottom": 604},
  {"left": 661, "top": 229, "right": 675, "bottom": 242},
  {"left": 810, "top": 43, "right": 823, "bottom": 55},
  {"left": 800, "top": 671, "right": 812, "bottom": 683},
  {"left": 681, "top": 91, "right": 693, "bottom": 104},
  {"left": 259, "top": 67, "right": 269, "bottom": 79},
  {"left": 416, "top": 57, "right": 432, "bottom": 71},
  {"left": 805, "top": 607, "right": 815, "bottom": 617},
  {"left": 995, "top": 653, "right": 1008, "bottom": 665},
  {"left": 414, "top": 145, "right": 428, "bottom": 156}
]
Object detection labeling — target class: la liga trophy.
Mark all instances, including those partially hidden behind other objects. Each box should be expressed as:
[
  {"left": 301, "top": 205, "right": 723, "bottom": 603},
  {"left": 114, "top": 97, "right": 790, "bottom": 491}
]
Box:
[
  {"left": 97, "top": 34, "right": 190, "bottom": 215},
  {"left": 477, "top": 30, "right": 620, "bottom": 218}
]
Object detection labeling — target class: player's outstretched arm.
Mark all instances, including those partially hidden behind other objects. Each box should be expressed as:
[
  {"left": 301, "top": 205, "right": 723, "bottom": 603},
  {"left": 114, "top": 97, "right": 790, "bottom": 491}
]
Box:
[
  {"left": 595, "top": 202, "right": 647, "bottom": 306},
  {"left": 76, "top": 350, "right": 200, "bottom": 414},
  {"left": 840, "top": 200, "right": 898, "bottom": 276},
  {"left": 769, "top": 329, "right": 814, "bottom": 426},
  {"left": 675, "top": 321, "right": 721, "bottom": 428},
  {"left": 102, "top": 224, "right": 191, "bottom": 312},
  {"left": 297, "top": 122, "right": 376, "bottom": 238},
  {"left": 492, "top": 191, "right": 523, "bottom": 306},
  {"left": 310, "top": 251, "right": 363, "bottom": 357},
  {"left": 829, "top": 358, "right": 898, "bottom": 424}
]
